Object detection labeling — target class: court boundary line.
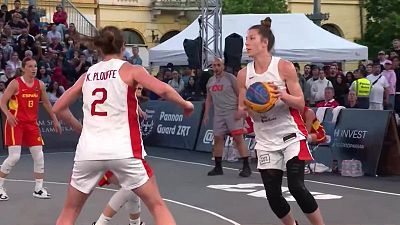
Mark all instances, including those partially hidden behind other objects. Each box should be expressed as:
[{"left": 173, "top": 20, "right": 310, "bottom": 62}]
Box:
[
  {"left": 2, "top": 151, "right": 400, "bottom": 197},
  {"left": 147, "top": 156, "right": 400, "bottom": 197},
  {"left": 6, "top": 179, "right": 241, "bottom": 225}
]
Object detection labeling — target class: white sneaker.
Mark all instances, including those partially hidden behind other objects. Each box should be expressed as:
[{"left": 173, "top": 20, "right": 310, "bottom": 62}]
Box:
[
  {"left": 0, "top": 187, "right": 9, "bottom": 201},
  {"left": 304, "top": 166, "right": 311, "bottom": 174},
  {"left": 33, "top": 187, "right": 51, "bottom": 199}
]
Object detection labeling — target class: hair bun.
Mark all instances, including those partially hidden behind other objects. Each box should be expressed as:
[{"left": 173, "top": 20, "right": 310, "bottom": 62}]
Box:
[
  {"left": 261, "top": 17, "right": 272, "bottom": 28},
  {"left": 93, "top": 26, "right": 124, "bottom": 55},
  {"left": 103, "top": 30, "right": 115, "bottom": 44}
]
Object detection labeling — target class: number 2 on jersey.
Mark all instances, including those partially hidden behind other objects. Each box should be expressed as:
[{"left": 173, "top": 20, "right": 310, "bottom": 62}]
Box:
[{"left": 91, "top": 88, "right": 108, "bottom": 116}]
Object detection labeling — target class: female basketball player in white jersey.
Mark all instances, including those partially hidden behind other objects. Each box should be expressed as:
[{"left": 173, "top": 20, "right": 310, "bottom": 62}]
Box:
[
  {"left": 53, "top": 26, "right": 194, "bottom": 225},
  {"left": 237, "top": 18, "right": 325, "bottom": 225}
]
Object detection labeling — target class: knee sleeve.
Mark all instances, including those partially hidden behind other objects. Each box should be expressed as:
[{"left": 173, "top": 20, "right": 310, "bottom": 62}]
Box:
[
  {"left": 0, "top": 146, "right": 22, "bottom": 174},
  {"left": 125, "top": 191, "right": 141, "bottom": 215},
  {"left": 287, "top": 157, "right": 318, "bottom": 214},
  {"left": 108, "top": 189, "right": 134, "bottom": 212},
  {"left": 30, "top": 146, "right": 44, "bottom": 173},
  {"left": 260, "top": 169, "right": 290, "bottom": 219}
]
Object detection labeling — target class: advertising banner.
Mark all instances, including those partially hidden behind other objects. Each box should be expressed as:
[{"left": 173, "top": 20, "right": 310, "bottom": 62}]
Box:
[
  {"left": 331, "top": 109, "right": 391, "bottom": 176},
  {"left": 140, "top": 100, "right": 203, "bottom": 150}
]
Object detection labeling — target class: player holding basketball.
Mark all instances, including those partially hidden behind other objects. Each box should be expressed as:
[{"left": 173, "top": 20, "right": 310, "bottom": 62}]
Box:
[
  {"left": 0, "top": 57, "right": 62, "bottom": 201},
  {"left": 203, "top": 58, "right": 251, "bottom": 177},
  {"left": 237, "top": 18, "right": 325, "bottom": 225},
  {"left": 53, "top": 26, "right": 193, "bottom": 225}
]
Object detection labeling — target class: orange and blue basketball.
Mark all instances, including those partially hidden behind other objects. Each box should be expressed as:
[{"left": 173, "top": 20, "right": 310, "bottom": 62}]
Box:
[{"left": 244, "top": 82, "right": 277, "bottom": 113}]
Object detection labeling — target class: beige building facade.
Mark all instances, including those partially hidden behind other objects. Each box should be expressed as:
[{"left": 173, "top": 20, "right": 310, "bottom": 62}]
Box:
[
  {"left": 288, "top": 0, "right": 365, "bottom": 41},
  {"left": 25, "top": 0, "right": 364, "bottom": 68},
  {"left": 70, "top": 0, "right": 364, "bottom": 45},
  {"left": 71, "top": 0, "right": 199, "bottom": 48},
  {"left": 288, "top": 0, "right": 366, "bottom": 70}
]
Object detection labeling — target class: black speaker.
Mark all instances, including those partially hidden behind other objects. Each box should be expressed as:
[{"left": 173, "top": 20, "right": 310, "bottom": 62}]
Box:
[
  {"left": 224, "top": 33, "right": 243, "bottom": 73},
  {"left": 183, "top": 36, "right": 202, "bottom": 69}
]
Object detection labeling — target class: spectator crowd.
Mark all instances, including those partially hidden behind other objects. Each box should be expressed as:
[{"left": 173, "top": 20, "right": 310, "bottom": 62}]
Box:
[
  {"left": 293, "top": 38, "right": 400, "bottom": 112},
  {"left": 0, "top": 0, "right": 104, "bottom": 103},
  {"left": 1, "top": 0, "right": 399, "bottom": 115}
]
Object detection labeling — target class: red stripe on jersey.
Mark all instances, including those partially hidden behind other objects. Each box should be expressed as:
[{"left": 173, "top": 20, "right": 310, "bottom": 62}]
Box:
[
  {"left": 289, "top": 107, "right": 308, "bottom": 137},
  {"left": 298, "top": 139, "right": 313, "bottom": 161},
  {"left": 127, "top": 86, "right": 144, "bottom": 159},
  {"left": 142, "top": 160, "right": 153, "bottom": 178},
  {"left": 289, "top": 108, "right": 312, "bottom": 160}
]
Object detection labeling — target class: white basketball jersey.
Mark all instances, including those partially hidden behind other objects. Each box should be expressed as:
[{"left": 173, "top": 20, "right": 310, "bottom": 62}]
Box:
[
  {"left": 75, "top": 59, "right": 146, "bottom": 161},
  {"left": 245, "top": 56, "right": 307, "bottom": 151}
]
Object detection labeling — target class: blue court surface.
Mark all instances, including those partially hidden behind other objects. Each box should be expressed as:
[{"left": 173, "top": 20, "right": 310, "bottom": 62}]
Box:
[{"left": 0, "top": 146, "right": 399, "bottom": 225}]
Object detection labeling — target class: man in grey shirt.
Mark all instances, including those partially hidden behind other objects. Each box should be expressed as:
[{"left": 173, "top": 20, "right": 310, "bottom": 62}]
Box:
[{"left": 203, "top": 58, "right": 251, "bottom": 177}]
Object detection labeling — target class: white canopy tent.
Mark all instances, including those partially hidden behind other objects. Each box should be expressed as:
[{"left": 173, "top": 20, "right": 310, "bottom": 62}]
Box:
[{"left": 149, "top": 14, "right": 368, "bottom": 66}]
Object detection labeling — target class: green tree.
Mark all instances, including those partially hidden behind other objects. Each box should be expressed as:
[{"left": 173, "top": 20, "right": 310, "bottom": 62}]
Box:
[
  {"left": 357, "top": 0, "right": 400, "bottom": 58},
  {"left": 222, "top": 0, "right": 288, "bottom": 14}
]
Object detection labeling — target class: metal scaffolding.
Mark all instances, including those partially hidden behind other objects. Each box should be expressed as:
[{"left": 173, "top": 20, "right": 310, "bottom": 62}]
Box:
[{"left": 199, "top": 0, "right": 222, "bottom": 70}]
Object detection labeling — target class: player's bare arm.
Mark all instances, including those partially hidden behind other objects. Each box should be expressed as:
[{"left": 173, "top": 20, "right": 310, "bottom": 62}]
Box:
[
  {"left": 52, "top": 74, "right": 85, "bottom": 134},
  {"left": 278, "top": 60, "right": 305, "bottom": 111},
  {"left": 39, "top": 80, "right": 62, "bottom": 134},
  {"left": 304, "top": 107, "right": 315, "bottom": 132},
  {"left": 0, "top": 79, "right": 19, "bottom": 127},
  {"left": 236, "top": 67, "right": 248, "bottom": 118},
  {"left": 119, "top": 63, "right": 194, "bottom": 117}
]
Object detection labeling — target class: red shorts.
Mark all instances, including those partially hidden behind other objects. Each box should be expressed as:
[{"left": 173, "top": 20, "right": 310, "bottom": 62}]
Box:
[
  {"left": 98, "top": 160, "right": 153, "bottom": 187},
  {"left": 4, "top": 121, "right": 43, "bottom": 147}
]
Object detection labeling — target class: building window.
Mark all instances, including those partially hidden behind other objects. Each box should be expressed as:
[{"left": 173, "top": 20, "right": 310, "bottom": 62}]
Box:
[
  {"left": 322, "top": 24, "right": 343, "bottom": 37},
  {"left": 122, "top": 29, "right": 145, "bottom": 45},
  {"left": 160, "top": 30, "right": 180, "bottom": 43}
]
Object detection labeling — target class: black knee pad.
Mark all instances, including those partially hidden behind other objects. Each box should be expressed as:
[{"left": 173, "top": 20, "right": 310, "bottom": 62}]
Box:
[
  {"left": 260, "top": 169, "right": 291, "bottom": 218},
  {"left": 287, "top": 182, "right": 318, "bottom": 214},
  {"left": 286, "top": 157, "right": 318, "bottom": 214},
  {"left": 266, "top": 195, "right": 291, "bottom": 218}
]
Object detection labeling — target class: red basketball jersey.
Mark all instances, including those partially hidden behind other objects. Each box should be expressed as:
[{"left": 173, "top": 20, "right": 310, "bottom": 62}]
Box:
[{"left": 8, "top": 77, "right": 41, "bottom": 123}]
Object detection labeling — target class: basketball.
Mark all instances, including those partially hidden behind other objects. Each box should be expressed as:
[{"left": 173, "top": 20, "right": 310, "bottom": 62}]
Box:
[{"left": 244, "top": 82, "right": 278, "bottom": 113}]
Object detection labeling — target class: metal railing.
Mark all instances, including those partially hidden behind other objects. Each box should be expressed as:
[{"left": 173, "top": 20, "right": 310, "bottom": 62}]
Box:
[
  {"left": 4, "top": 0, "right": 97, "bottom": 37},
  {"left": 152, "top": 0, "right": 203, "bottom": 9},
  {"left": 62, "top": 0, "right": 97, "bottom": 37}
]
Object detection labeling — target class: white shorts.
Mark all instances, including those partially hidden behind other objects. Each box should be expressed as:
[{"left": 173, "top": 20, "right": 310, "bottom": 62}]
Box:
[
  {"left": 256, "top": 140, "right": 309, "bottom": 171},
  {"left": 71, "top": 158, "right": 152, "bottom": 194}
]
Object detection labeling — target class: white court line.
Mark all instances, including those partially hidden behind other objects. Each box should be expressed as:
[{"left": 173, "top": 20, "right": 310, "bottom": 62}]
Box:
[
  {"left": 147, "top": 156, "right": 400, "bottom": 197},
  {"left": 2, "top": 152, "right": 400, "bottom": 197},
  {"left": 6, "top": 179, "right": 241, "bottom": 225}
]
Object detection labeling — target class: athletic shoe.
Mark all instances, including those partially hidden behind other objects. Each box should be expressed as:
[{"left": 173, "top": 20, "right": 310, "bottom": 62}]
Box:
[
  {"left": 0, "top": 186, "right": 9, "bottom": 201},
  {"left": 239, "top": 166, "right": 252, "bottom": 177},
  {"left": 33, "top": 187, "right": 51, "bottom": 199},
  {"left": 304, "top": 165, "right": 311, "bottom": 174},
  {"left": 207, "top": 167, "right": 223, "bottom": 176}
]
